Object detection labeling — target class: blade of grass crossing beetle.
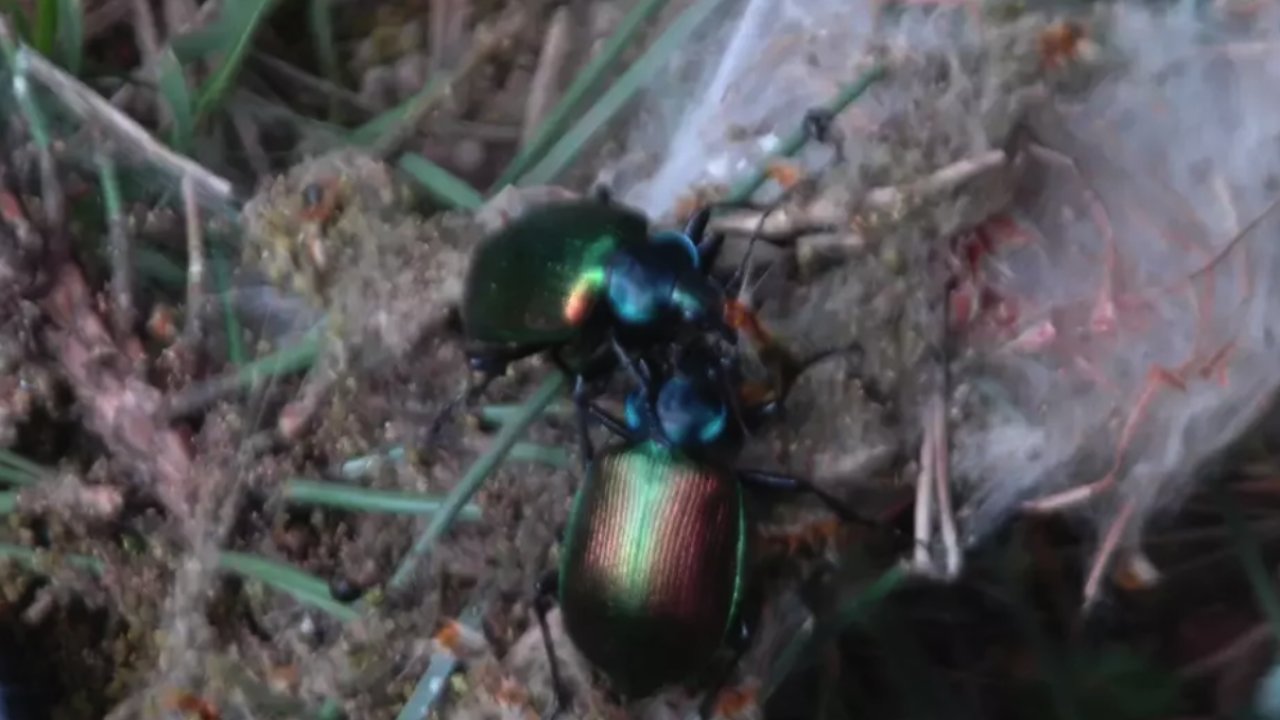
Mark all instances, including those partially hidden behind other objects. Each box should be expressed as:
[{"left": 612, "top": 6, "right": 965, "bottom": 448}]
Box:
[
  {"left": 491, "top": 0, "right": 672, "bottom": 191},
  {"left": 193, "top": 0, "right": 285, "bottom": 121},
  {"left": 519, "top": 0, "right": 727, "bottom": 187},
  {"left": 54, "top": 0, "right": 81, "bottom": 74},
  {"left": 211, "top": 247, "right": 246, "bottom": 365},
  {"left": 0, "top": 449, "right": 52, "bottom": 483}
]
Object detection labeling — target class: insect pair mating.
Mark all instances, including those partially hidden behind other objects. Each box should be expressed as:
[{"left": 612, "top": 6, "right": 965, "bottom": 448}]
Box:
[{"left": 454, "top": 179, "right": 891, "bottom": 717}]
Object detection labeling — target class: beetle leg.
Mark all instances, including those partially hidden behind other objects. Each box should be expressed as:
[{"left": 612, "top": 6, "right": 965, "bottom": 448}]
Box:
[
  {"left": 737, "top": 470, "right": 885, "bottom": 531},
  {"left": 585, "top": 403, "right": 636, "bottom": 442},
  {"left": 571, "top": 375, "right": 595, "bottom": 465},
  {"left": 533, "top": 572, "right": 572, "bottom": 720}
]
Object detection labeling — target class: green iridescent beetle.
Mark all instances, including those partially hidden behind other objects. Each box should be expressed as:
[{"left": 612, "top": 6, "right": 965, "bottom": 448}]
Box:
[
  {"left": 459, "top": 192, "right": 737, "bottom": 391},
  {"left": 531, "top": 341, "right": 870, "bottom": 717}
]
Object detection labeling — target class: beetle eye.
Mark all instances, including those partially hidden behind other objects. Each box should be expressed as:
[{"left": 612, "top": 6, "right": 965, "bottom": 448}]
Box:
[{"left": 656, "top": 377, "right": 727, "bottom": 447}]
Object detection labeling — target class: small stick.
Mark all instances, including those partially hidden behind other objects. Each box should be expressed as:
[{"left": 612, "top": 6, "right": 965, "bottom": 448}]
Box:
[
  {"left": 1081, "top": 499, "right": 1135, "bottom": 610},
  {"left": 912, "top": 423, "right": 936, "bottom": 570},
  {"left": 862, "top": 150, "right": 1007, "bottom": 213},
  {"left": 182, "top": 175, "right": 204, "bottom": 344},
  {"left": 521, "top": 6, "right": 571, "bottom": 149}
]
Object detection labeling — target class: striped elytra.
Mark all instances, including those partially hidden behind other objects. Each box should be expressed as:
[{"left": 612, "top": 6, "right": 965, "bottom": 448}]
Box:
[{"left": 557, "top": 439, "right": 746, "bottom": 698}]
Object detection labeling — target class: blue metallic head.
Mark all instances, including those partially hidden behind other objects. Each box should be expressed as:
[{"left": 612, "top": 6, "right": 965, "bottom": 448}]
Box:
[
  {"left": 625, "top": 375, "right": 727, "bottom": 448},
  {"left": 605, "top": 231, "right": 723, "bottom": 327}
]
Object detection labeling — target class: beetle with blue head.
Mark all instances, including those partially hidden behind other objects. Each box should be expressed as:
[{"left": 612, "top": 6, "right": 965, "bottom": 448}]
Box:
[
  {"left": 529, "top": 336, "right": 884, "bottom": 718},
  {"left": 454, "top": 187, "right": 769, "bottom": 413}
]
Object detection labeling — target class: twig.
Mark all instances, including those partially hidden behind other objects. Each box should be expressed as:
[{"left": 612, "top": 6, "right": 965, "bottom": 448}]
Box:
[
  {"left": 182, "top": 174, "right": 204, "bottom": 344},
  {"left": 163, "top": 331, "right": 322, "bottom": 420},
  {"left": 13, "top": 45, "right": 233, "bottom": 200},
  {"left": 862, "top": 150, "right": 1008, "bottom": 213},
  {"left": 250, "top": 51, "right": 374, "bottom": 113},
  {"left": 521, "top": 6, "right": 570, "bottom": 149},
  {"left": 230, "top": 109, "right": 270, "bottom": 178}
]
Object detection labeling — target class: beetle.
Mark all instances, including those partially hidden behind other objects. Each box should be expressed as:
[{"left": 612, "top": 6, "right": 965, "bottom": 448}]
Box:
[
  {"left": 457, "top": 189, "right": 745, "bottom": 398},
  {"left": 530, "top": 337, "right": 876, "bottom": 717}
]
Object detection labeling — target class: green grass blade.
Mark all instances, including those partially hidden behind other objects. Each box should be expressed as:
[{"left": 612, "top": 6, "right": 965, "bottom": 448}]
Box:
[
  {"left": 520, "top": 0, "right": 727, "bottom": 187},
  {"left": 283, "top": 479, "right": 485, "bottom": 520},
  {"left": 0, "top": 449, "right": 52, "bottom": 484},
  {"left": 0, "top": 542, "right": 103, "bottom": 574},
  {"left": 307, "top": 0, "right": 341, "bottom": 118},
  {"left": 53, "top": 0, "right": 80, "bottom": 74},
  {"left": 0, "top": 1, "right": 31, "bottom": 41},
  {"left": 172, "top": 24, "right": 226, "bottom": 63},
  {"left": 726, "top": 64, "right": 887, "bottom": 203},
  {"left": 490, "top": 0, "right": 671, "bottom": 191},
  {"left": 211, "top": 248, "right": 245, "bottom": 366},
  {"left": 32, "top": 0, "right": 55, "bottom": 57},
  {"left": 3, "top": 44, "right": 55, "bottom": 152},
  {"left": 156, "top": 48, "right": 194, "bottom": 152},
  {"left": 217, "top": 550, "right": 359, "bottom": 622},
  {"left": 396, "top": 153, "right": 484, "bottom": 211},
  {"left": 383, "top": 372, "right": 567, "bottom": 595},
  {"left": 194, "top": 0, "right": 283, "bottom": 121}
]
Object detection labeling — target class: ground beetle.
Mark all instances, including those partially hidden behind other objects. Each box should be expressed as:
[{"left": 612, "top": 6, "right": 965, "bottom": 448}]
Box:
[
  {"left": 458, "top": 188, "right": 748, "bottom": 402},
  {"left": 532, "top": 338, "right": 873, "bottom": 718}
]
